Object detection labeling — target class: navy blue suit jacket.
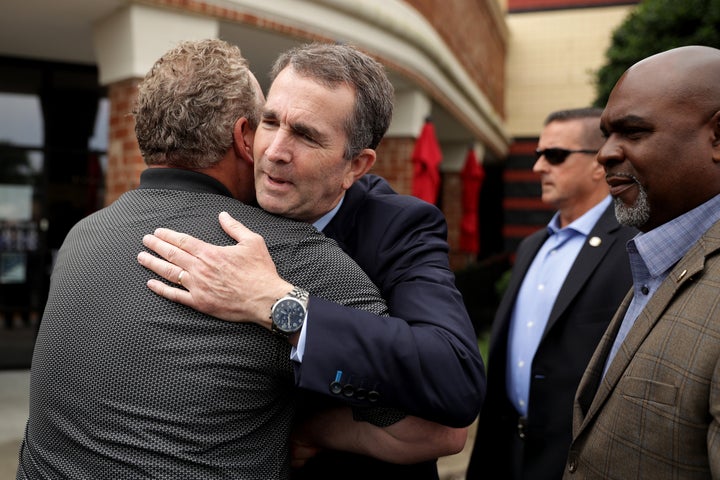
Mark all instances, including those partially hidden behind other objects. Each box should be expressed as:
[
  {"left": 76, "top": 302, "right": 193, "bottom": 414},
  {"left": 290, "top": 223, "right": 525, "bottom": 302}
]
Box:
[
  {"left": 467, "top": 204, "right": 637, "bottom": 480},
  {"left": 294, "top": 174, "right": 486, "bottom": 479}
]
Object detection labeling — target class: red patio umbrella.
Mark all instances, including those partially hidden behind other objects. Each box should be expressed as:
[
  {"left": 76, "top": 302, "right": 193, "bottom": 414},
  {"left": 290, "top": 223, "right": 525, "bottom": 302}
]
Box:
[
  {"left": 460, "top": 147, "right": 486, "bottom": 254},
  {"left": 411, "top": 118, "right": 442, "bottom": 204}
]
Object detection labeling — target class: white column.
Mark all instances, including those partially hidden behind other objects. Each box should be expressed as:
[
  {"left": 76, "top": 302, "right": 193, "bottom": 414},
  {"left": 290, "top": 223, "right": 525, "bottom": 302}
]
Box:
[
  {"left": 93, "top": 4, "right": 219, "bottom": 86},
  {"left": 387, "top": 88, "right": 431, "bottom": 138}
]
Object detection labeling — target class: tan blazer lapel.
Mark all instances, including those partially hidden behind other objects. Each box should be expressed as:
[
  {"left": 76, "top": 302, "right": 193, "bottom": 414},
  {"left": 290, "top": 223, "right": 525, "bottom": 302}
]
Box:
[
  {"left": 573, "top": 291, "right": 629, "bottom": 433},
  {"left": 574, "top": 224, "right": 717, "bottom": 438}
]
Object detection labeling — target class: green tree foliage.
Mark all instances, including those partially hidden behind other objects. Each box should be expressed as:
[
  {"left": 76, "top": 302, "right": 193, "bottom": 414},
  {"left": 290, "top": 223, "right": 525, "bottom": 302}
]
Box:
[{"left": 593, "top": 0, "right": 720, "bottom": 107}]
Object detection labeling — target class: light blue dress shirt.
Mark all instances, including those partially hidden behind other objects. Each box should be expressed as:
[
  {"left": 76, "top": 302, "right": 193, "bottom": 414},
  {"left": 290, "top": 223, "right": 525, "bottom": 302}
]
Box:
[
  {"left": 507, "top": 196, "right": 611, "bottom": 416},
  {"left": 602, "top": 193, "right": 720, "bottom": 376},
  {"left": 291, "top": 196, "right": 344, "bottom": 362}
]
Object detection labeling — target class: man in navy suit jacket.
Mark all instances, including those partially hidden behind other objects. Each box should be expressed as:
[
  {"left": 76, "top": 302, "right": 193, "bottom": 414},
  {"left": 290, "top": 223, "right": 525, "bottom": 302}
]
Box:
[
  {"left": 467, "top": 108, "right": 637, "bottom": 480},
  {"left": 138, "top": 43, "right": 485, "bottom": 479}
]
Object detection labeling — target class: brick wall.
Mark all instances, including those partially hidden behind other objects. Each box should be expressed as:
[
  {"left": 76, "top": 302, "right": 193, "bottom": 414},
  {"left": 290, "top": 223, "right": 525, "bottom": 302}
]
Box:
[
  {"left": 373, "top": 137, "right": 415, "bottom": 194},
  {"left": 105, "top": 78, "right": 144, "bottom": 205},
  {"left": 405, "top": 0, "right": 507, "bottom": 116}
]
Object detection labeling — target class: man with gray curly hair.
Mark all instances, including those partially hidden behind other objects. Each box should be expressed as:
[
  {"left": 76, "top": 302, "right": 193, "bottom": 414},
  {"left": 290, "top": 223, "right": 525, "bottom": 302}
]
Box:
[
  {"left": 134, "top": 40, "right": 262, "bottom": 172},
  {"left": 15, "top": 39, "right": 401, "bottom": 480}
]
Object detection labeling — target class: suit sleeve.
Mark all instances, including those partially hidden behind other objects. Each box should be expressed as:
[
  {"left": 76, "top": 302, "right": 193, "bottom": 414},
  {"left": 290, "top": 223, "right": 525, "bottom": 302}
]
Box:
[{"left": 296, "top": 200, "right": 486, "bottom": 428}]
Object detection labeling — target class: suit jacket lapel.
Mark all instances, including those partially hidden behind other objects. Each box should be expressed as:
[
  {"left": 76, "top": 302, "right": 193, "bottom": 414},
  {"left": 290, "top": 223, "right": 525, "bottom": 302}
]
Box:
[
  {"left": 574, "top": 291, "right": 631, "bottom": 422},
  {"left": 574, "top": 220, "right": 720, "bottom": 436},
  {"left": 544, "top": 205, "right": 621, "bottom": 336},
  {"left": 322, "top": 176, "right": 369, "bottom": 249}
]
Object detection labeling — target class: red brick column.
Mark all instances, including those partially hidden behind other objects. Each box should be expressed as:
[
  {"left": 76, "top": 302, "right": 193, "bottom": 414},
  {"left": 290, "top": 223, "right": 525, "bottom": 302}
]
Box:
[
  {"left": 105, "top": 78, "right": 144, "bottom": 206},
  {"left": 374, "top": 137, "right": 467, "bottom": 271},
  {"left": 373, "top": 137, "right": 415, "bottom": 195}
]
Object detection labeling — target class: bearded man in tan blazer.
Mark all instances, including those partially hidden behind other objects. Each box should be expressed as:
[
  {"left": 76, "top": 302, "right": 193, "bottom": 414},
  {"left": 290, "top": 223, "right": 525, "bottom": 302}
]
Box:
[{"left": 564, "top": 45, "right": 720, "bottom": 479}]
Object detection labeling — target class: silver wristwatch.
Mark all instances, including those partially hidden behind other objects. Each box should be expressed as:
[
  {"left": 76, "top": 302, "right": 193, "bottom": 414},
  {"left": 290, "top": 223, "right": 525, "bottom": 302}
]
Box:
[{"left": 270, "top": 286, "right": 309, "bottom": 337}]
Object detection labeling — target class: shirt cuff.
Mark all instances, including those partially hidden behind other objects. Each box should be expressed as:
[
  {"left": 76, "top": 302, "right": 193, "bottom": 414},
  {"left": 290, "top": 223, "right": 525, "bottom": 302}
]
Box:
[{"left": 290, "top": 313, "right": 309, "bottom": 362}]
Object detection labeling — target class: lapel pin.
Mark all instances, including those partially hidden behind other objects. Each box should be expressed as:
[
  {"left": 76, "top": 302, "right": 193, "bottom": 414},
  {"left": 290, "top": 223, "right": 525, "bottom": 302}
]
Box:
[
  {"left": 589, "top": 236, "right": 602, "bottom": 247},
  {"left": 678, "top": 269, "right": 687, "bottom": 281}
]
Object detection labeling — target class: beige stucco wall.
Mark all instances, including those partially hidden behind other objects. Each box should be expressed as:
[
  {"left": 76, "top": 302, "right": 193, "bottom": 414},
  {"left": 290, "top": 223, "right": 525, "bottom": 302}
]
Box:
[{"left": 505, "top": 5, "right": 634, "bottom": 137}]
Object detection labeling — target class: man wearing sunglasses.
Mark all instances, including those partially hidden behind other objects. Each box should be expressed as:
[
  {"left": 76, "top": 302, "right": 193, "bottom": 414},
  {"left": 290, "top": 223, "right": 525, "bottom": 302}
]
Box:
[{"left": 466, "top": 107, "right": 638, "bottom": 480}]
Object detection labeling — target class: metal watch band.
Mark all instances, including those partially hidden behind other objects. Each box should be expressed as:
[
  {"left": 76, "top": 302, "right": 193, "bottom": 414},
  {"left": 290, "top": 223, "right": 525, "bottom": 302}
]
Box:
[{"left": 287, "top": 286, "right": 309, "bottom": 305}]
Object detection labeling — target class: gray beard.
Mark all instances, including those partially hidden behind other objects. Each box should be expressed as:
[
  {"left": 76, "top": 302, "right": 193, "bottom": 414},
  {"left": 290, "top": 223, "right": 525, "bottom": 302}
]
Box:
[{"left": 613, "top": 183, "right": 650, "bottom": 227}]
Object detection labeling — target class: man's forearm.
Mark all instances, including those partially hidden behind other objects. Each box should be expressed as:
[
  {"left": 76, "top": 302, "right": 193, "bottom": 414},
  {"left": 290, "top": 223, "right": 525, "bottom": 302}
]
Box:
[{"left": 291, "top": 406, "right": 468, "bottom": 465}]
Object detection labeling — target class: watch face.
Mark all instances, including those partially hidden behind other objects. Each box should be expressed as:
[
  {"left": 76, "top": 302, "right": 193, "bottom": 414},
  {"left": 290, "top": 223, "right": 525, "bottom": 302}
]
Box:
[{"left": 272, "top": 298, "right": 305, "bottom": 333}]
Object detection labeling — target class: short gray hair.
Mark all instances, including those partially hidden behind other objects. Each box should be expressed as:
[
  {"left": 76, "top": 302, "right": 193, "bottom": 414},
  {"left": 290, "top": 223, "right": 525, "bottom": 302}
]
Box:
[
  {"left": 270, "top": 42, "right": 394, "bottom": 160},
  {"left": 544, "top": 107, "right": 604, "bottom": 149}
]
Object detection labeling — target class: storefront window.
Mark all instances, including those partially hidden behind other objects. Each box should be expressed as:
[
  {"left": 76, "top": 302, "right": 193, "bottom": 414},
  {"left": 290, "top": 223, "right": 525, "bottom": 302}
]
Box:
[
  {"left": 0, "top": 93, "right": 43, "bottom": 147},
  {"left": 0, "top": 60, "right": 107, "bottom": 368}
]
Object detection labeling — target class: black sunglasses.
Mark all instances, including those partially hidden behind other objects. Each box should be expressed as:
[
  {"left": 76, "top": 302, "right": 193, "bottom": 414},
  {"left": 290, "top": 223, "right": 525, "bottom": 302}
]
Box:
[{"left": 535, "top": 148, "right": 598, "bottom": 165}]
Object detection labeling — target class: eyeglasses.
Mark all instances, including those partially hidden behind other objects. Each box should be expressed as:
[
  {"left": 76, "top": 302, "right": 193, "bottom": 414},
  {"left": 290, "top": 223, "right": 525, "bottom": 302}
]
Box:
[{"left": 534, "top": 148, "right": 598, "bottom": 165}]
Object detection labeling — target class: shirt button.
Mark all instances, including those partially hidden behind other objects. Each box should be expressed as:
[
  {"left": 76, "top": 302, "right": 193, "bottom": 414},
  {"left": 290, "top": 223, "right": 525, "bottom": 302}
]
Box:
[
  {"left": 567, "top": 452, "right": 578, "bottom": 473},
  {"left": 641, "top": 285, "right": 649, "bottom": 295}
]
